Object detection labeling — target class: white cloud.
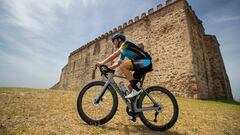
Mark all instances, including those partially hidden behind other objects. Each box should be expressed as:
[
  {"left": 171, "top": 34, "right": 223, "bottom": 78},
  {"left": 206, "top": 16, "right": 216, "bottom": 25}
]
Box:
[
  {"left": 216, "top": 16, "right": 240, "bottom": 22},
  {"left": 204, "top": 13, "right": 240, "bottom": 25},
  {"left": 81, "top": 0, "right": 97, "bottom": 8},
  {"left": 2, "top": 0, "right": 70, "bottom": 33},
  {"left": 0, "top": 0, "right": 109, "bottom": 88},
  {"left": 0, "top": 0, "right": 72, "bottom": 87}
]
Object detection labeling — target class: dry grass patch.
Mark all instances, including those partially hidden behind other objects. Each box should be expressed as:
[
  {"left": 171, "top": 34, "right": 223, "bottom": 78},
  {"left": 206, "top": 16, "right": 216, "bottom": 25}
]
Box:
[{"left": 0, "top": 87, "right": 239, "bottom": 135}]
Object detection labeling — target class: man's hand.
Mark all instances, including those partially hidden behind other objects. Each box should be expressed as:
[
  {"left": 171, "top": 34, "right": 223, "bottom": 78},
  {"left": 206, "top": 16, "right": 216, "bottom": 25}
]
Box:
[{"left": 95, "top": 61, "right": 104, "bottom": 68}]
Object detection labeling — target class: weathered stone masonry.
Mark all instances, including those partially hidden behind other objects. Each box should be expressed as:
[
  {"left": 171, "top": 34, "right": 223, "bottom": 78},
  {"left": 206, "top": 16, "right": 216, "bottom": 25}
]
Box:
[{"left": 52, "top": 0, "right": 233, "bottom": 100}]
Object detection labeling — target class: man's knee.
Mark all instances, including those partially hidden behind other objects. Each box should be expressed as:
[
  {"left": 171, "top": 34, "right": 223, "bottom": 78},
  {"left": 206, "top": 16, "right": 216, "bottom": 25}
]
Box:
[{"left": 119, "top": 63, "right": 128, "bottom": 70}]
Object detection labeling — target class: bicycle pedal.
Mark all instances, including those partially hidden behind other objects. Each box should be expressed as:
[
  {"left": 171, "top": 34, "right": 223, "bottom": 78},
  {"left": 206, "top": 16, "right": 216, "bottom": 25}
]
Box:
[{"left": 128, "top": 115, "right": 136, "bottom": 122}]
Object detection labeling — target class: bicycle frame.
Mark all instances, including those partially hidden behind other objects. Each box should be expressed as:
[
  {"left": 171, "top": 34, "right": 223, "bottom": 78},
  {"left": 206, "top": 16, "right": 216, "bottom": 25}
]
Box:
[{"left": 95, "top": 72, "right": 161, "bottom": 113}]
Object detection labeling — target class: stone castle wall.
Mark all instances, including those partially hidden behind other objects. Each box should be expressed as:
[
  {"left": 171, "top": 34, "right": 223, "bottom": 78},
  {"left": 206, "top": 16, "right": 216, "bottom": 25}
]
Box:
[
  {"left": 203, "top": 35, "right": 233, "bottom": 99},
  {"left": 52, "top": 0, "right": 233, "bottom": 100}
]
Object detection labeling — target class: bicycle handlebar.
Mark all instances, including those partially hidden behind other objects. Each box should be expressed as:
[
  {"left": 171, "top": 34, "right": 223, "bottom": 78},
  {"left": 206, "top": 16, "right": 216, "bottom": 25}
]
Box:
[
  {"left": 100, "top": 65, "right": 115, "bottom": 76},
  {"left": 96, "top": 65, "right": 115, "bottom": 78}
]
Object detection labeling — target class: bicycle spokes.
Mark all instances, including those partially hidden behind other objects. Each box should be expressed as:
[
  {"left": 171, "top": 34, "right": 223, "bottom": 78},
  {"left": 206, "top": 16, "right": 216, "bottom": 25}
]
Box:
[
  {"left": 81, "top": 86, "right": 114, "bottom": 120},
  {"left": 140, "top": 89, "right": 175, "bottom": 126}
]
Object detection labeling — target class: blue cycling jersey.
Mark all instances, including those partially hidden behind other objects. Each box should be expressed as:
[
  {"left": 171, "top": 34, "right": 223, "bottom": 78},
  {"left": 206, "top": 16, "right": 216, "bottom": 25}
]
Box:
[
  {"left": 118, "top": 41, "right": 151, "bottom": 61},
  {"left": 118, "top": 41, "right": 152, "bottom": 69}
]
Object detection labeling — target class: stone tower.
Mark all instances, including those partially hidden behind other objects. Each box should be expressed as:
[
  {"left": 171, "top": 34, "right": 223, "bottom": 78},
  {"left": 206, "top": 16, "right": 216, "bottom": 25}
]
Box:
[{"left": 52, "top": 0, "right": 233, "bottom": 100}]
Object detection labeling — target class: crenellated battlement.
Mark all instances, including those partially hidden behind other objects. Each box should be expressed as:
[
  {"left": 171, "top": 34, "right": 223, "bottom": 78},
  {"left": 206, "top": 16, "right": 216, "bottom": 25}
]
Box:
[{"left": 69, "top": 0, "right": 184, "bottom": 57}]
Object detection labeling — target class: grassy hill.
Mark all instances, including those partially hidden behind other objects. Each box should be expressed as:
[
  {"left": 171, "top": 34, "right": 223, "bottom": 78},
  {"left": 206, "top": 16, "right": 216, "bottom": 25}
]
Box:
[{"left": 0, "top": 87, "right": 239, "bottom": 135}]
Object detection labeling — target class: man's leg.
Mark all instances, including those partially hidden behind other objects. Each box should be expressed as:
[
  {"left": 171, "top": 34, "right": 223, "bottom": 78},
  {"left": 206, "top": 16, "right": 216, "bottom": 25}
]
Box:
[
  {"left": 119, "top": 62, "right": 134, "bottom": 92},
  {"left": 119, "top": 62, "right": 134, "bottom": 81},
  {"left": 119, "top": 62, "right": 142, "bottom": 99}
]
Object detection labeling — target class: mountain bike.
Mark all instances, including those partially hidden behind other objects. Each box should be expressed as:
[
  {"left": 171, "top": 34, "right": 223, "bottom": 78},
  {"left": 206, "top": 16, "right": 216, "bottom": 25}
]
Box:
[{"left": 77, "top": 65, "right": 179, "bottom": 131}]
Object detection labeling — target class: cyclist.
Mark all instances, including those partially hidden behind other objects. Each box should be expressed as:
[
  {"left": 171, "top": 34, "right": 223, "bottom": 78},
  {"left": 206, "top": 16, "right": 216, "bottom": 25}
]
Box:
[{"left": 96, "top": 33, "right": 152, "bottom": 99}]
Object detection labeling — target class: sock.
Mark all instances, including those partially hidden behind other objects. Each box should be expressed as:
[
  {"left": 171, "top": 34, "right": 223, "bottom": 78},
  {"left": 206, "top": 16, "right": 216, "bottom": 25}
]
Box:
[{"left": 129, "top": 80, "right": 140, "bottom": 91}]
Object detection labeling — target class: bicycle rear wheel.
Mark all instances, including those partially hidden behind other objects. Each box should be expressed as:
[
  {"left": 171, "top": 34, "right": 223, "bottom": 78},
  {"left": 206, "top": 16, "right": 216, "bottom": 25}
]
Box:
[
  {"left": 77, "top": 81, "right": 118, "bottom": 125},
  {"left": 138, "top": 86, "right": 178, "bottom": 131}
]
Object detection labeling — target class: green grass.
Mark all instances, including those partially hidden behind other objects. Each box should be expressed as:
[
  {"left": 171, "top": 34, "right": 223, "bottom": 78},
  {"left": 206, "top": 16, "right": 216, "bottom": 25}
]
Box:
[{"left": 0, "top": 87, "right": 239, "bottom": 135}]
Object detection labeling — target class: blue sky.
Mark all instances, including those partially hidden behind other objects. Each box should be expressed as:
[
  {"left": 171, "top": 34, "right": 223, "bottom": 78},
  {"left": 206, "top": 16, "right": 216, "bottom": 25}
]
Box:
[{"left": 0, "top": 0, "right": 239, "bottom": 101}]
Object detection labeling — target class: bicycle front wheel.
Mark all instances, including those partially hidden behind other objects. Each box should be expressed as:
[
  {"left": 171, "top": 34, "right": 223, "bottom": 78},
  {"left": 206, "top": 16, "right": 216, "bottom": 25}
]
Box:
[
  {"left": 77, "top": 81, "right": 118, "bottom": 125},
  {"left": 138, "top": 86, "right": 179, "bottom": 131}
]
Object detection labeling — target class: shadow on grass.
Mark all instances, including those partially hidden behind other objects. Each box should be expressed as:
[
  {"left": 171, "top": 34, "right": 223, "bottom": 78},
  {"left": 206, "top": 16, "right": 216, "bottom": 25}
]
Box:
[{"left": 97, "top": 123, "right": 183, "bottom": 135}]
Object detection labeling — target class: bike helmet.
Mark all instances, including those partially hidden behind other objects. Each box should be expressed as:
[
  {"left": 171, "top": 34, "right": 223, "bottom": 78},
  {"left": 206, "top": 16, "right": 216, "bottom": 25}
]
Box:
[{"left": 111, "top": 33, "right": 126, "bottom": 42}]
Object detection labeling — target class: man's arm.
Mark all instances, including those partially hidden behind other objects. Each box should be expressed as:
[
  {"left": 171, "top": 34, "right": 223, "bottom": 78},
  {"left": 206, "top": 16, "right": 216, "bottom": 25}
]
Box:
[
  {"left": 109, "top": 61, "right": 121, "bottom": 69},
  {"left": 98, "top": 49, "right": 121, "bottom": 65}
]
